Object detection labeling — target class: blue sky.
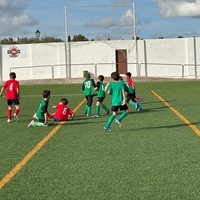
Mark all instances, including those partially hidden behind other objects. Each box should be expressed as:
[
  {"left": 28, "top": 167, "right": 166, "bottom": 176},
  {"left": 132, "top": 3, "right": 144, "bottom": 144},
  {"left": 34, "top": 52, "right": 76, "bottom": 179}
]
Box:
[{"left": 0, "top": 0, "right": 200, "bottom": 40}]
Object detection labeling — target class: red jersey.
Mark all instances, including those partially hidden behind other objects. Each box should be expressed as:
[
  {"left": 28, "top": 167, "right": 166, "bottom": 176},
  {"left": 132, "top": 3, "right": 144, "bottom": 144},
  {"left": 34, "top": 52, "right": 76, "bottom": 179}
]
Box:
[
  {"left": 126, "top": 77, "right": 134, "bottom": 88},
  {"left": 54, "top": 104, "right": 74, "bottom": 121},
  {"left": 3, "top": 79, "right": 19, "bottom": 99}
]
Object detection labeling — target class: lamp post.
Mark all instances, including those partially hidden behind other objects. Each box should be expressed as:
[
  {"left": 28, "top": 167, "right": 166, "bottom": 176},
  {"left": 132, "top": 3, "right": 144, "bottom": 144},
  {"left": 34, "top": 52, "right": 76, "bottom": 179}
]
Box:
[{"left": 35, "top": 29, "right": 40, "bottom": 40}]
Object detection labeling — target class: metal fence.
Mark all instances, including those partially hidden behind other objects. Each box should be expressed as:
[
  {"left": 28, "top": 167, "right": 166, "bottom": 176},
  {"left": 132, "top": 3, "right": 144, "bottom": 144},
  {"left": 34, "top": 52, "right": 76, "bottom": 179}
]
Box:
[{"left": 9, "top": 62, "right": 200, "bottom": 81}]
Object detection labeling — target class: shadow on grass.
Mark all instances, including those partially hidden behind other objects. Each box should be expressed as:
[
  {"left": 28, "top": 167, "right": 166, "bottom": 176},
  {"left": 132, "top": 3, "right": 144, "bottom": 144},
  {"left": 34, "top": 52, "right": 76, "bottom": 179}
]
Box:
[
  {"left": 143, "top": 99, "right": 179, "bottom": 104},
  {"left": 128, "top": 106, "right": 168, "bottom": 114},
  {"left": 124, "top": 122, "right": 200, "bottom": 131}
]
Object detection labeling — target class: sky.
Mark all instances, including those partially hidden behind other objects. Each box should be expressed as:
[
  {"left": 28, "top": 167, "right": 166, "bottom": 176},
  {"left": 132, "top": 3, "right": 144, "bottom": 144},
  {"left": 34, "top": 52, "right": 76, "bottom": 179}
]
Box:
[{"left": 0, "top": 0, "right": 200, "bottom": 41}]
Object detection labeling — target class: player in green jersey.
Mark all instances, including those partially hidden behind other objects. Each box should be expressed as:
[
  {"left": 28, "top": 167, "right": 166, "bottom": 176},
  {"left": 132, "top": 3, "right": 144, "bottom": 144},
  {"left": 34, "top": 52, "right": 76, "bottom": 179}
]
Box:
[
  {"left": 104, "top": 72, "right": 128, "bottom": 132},
  {"left": 28, "top": 90, "right": 51, "bottom": 127},
  {"left": 94, "top": 75, "right": 110, "bottom": 117},
  {"left": 82, "top": 72, "right": 96, "bottom": 116},
  {"left": 119, "top": 76, "right": 142, "bottom": 111}
]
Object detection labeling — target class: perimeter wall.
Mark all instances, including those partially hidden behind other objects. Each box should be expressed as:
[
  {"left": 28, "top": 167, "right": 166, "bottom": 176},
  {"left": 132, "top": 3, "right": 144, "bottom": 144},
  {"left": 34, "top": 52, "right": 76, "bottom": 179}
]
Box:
[{"left": 0, "top": 37, "right": 199, "bottom": 81}]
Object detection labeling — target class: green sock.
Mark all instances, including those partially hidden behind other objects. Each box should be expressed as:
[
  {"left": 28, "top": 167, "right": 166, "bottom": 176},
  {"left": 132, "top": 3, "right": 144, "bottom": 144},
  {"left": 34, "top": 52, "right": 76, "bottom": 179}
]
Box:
[
  {"left": 117, "top": 112, "right": 127, "bottom": 121},
  {"left": 34, "top": 122, "right": 45, "bottom": 127},
  {"left": 105, "top": 114, "right": 115, "bottom": 127},
  {"left": 95, "top": 105, "right": 100, "bottom": 115},
  {"left": 85, "top": 105, "right": 88, "bottom": 114},
  {"left": 87, "top": 106, "right": 91, "bottom": 115},
  {"left": 101, "top": 104, "right": 109, "bottom": 112},
  {"left": 129, "top": 100, "right": 138, "bottom": 109}
]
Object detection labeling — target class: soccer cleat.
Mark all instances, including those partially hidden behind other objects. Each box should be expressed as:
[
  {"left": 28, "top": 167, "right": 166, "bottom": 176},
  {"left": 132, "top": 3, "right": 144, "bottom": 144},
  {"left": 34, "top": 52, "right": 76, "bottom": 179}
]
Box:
[
  {"left": 137, "top": 107, "right": 142, "bottom": 111},
  {"left": 13, "top": 113, "right": 19, "bottom": 121},
  {"left": 106, "top": 110, "right": 110, "bottom": 115},
  {"left": 33, "top": 113, "right": 38, "bottom": 120},
  {"left": 7, "top": 119, "right": 11, "bottom": 123},
  {"left": 104, "top": 125, "right": 111, "bottom": 132},
  {"left": 115, "top": 119, "right": 121, "bottom": 127},
  {"left": 93, "top": 115, "right": 100, "bottom": 118},
  {"left": 28, "top": 120, "right": 35, "bottom": 127}
]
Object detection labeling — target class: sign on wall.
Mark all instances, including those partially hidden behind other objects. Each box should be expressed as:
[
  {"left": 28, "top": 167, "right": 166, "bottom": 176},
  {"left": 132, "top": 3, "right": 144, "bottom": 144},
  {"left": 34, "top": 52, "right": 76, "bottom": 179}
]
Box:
[{"left": 3, "top": 45, "right": 27, "bottom": 58}]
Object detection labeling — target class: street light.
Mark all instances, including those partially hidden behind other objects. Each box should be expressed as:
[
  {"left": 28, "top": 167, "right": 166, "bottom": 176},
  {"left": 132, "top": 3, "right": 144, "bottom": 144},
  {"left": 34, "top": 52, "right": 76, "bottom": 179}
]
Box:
[{"left": 35, "top": 29, "right": 40, "bottom": 39}]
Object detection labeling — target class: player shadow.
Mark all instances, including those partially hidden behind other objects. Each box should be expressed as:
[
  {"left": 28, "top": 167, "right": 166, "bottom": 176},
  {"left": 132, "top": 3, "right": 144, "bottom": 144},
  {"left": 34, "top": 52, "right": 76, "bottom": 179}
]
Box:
[
  {"left": 143, "top": 99, "right": 179, "bottom": 104},
  {"left": 124, "top": 122, "right": 200, "bottom": 131},
  {"left": 54, "top": 120, "right": 103, "bottom": 126},
  {"left": 128, "top": 106, "right": 168, "bottom": 114}
]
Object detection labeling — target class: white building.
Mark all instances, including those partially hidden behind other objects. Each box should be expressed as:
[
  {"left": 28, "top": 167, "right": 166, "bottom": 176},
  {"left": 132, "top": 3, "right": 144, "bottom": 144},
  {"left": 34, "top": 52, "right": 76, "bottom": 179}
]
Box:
[{"left": 0, "top": 37, "right": 199, "bottom": 81}]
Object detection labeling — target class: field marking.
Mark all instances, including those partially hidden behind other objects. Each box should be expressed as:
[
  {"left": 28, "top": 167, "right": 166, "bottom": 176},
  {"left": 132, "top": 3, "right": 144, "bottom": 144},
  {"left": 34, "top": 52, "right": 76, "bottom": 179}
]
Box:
[
  {"left": 0, "top": 98, "right": 86, "bottom": 190},
  {"left": 20, "top": 94, "right": 83, "bottom": 98},
  {"left": 151, "top": 90, "right": 200, "bottom": 137}
]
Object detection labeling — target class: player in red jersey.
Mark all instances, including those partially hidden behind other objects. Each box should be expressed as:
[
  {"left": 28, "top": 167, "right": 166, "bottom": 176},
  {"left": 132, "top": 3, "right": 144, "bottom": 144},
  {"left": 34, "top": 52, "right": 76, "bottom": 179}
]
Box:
[
  {"left": 49, "top": 98, "right": 74, "bottom": 121},
  {"left": 0, "top": 72, "right": 20, "bottom": 122},
  {"left": 125, "top": 72, "right": 143, "bottom": 110}
]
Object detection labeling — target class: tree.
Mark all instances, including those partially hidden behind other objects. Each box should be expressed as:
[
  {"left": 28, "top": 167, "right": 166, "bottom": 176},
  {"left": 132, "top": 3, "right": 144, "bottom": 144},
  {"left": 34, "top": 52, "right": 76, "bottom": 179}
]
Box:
[
  {"left": 0, "top": 36, "right": 64, "bottom": 44},
  {"left": 72, "top": 34, "right": 89, "bottom": 42}
]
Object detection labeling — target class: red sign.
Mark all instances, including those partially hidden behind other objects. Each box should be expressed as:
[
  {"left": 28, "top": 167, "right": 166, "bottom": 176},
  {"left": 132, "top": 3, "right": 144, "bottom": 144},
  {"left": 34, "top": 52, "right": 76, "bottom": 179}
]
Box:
[{"left": 7, "top": 46, "right": 21, "bottom": 57}]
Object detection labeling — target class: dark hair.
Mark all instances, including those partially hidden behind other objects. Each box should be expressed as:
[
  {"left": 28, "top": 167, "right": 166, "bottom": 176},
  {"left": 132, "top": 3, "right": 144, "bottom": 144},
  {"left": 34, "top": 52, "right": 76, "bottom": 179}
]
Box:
[
  {"left": 9, "top": 72, "right": 16, "bottom": 79},
  {"left": 98, "top": 75, "right": 104, "bottom": 82},
  {"left": 85, "top": 73, "right": 90, "bottom": 79},
  {"left": 119, "top": 76, "right": 123, "bottom": 81},
  {"left": 42, "top": 90, "right": 51, "bottom": 98},
  {"left": 125, "top": 72, "right": 131, "bottom": 77},
  {"left": 60, "top": 98, "right": 68, "bottom": 105},
  {"left": 111, "top": 71, "right": 119, "bottom": 81}
]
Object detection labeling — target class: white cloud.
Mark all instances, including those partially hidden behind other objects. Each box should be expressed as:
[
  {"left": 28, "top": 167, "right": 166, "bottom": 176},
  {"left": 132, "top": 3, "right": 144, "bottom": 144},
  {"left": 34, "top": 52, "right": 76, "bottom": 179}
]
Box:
[
  {"left": 84, "top": 8, "right": 134, "bottom": 29},
  {"left": 155, "top": 0, "right": 200, "bottom": 17},
  {"left": 119, "top": 9, "right": 134, "bottom": 26},
  {"left": 84, "top": 17, "right": 116, "bottom": 28},
  {"left": 0, "top": 0, "right": 38, "bottom": 36}
]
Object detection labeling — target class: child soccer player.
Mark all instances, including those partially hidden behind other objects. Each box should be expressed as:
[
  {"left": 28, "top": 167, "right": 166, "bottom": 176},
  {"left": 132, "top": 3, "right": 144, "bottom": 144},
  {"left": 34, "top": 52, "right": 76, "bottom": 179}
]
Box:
[
  {"left": 104, "top": 72, "right": 128, "bottom": 132},
  {"left": 119, "top": 76, "right": 142, "bottom": 111},
  {"left": 94, "top": 75, "right": 109, "bottom": 117},
  {"left": 0, "top": 72, "right": 20, "bottom": 122},
  {"left": 28, "top": 90, "right": 51, "bottom": 127},
  {"left": 125, "top": 72, "right": 142, "bottom": 110},
  {"left": 82, "top": 72, "right": 96, "bottom": 116},
  {"left": 49, "top": 98, "right": 74, "bottom": 121}
]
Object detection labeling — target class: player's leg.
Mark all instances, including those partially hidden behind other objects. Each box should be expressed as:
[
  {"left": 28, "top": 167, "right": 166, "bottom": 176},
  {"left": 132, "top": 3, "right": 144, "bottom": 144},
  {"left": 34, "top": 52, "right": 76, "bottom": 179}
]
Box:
[
  {"left": 13, "top": 99, "right": 20, "bottom": 120},
  {"left": 115, "top": 105, "right": 128, "bottom": 126},
  {"left": 95, "top": 100, "right": 100, "bottom": 117},
  {"left": 104, "top": 106, "right": 118, "bottom": 132},
  {"left": 100, "top": 98, "right": 109, "bottom": 114},
  {"left": 85, "top": 95, "right": 93, "bottom": 116},
  {"left": 7, "top": 100, "right": 12, "bottom": 122},
  {"left": 28, "top": 119, "right": 47, "bottom": 127}
]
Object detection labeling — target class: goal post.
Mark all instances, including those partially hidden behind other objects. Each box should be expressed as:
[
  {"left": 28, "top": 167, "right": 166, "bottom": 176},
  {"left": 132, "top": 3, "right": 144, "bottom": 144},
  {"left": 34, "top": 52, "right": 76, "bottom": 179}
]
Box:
[{"left": 64, "top": 2, "right": 138, "bottom": 78}]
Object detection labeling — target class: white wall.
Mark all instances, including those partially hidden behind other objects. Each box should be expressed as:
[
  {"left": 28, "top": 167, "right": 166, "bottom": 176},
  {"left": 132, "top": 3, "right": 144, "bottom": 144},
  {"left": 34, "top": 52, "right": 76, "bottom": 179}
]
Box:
[{"left": 0, "top": 37, "right": 199, "bottom": 81}]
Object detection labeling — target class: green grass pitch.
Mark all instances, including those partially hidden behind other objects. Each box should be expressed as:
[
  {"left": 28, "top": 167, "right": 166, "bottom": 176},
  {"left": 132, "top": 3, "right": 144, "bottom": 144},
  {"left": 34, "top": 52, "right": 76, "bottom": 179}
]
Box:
[{"left": 1, "top": 80, "right": 200, "bottom": 200}]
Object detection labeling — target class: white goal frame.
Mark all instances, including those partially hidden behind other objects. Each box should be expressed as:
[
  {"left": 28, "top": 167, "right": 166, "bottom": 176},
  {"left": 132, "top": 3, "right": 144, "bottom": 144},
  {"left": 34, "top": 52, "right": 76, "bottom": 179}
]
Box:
[{"left": 64, "top": 2, "right": 138, "bottom": 78}]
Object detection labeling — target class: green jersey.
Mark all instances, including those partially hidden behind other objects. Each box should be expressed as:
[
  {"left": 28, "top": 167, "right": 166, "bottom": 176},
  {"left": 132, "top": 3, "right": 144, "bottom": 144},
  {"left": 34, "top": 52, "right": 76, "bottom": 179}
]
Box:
[
  {"left": 82, "top": 78, "right": 95, "bottom": 96},
  {"left": 108, "top": 81, "right": 124, "bottom": 106},
  {"left": 36, "top": 99, "right": 49, "bottom": 120},
  {"left": 123, "top": 80, "right": 135, "bottom": 94},
  {"left": 96, "top": 81, "right": 106, "bottom": 98}
]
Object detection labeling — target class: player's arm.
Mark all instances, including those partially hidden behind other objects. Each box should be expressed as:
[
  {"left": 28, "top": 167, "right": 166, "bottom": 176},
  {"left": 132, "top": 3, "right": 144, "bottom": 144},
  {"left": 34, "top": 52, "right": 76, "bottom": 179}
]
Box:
[
  {"left": 52, "top": 105, "right": 57, "bottom": 109},
  {"left": 42, "top": 104, "right": 48, "bottom": 125},
  {"left": 44, "top": 112, "right": 48, "bottom": 125},
  {"left": 94, "top": 81, "right": 100, "bottom": 91},
  {"left": 69, "top": 109, "right": 75, "bottom": 119},
  {"left": 16, "top": 87, "right": 20, "bottom": 99},
  {"left": 121, "top": 89, "right": 126, "bottom": 105},
  {"left": 91, "top": 79, "right": 96, "bottom": 87}
]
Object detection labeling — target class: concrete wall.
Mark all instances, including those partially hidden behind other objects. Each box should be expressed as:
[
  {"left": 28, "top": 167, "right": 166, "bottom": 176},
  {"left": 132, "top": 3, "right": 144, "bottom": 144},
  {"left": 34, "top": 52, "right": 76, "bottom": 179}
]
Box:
[{"left": 1, "top": 37, "right": 200, "bottom": 81}]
